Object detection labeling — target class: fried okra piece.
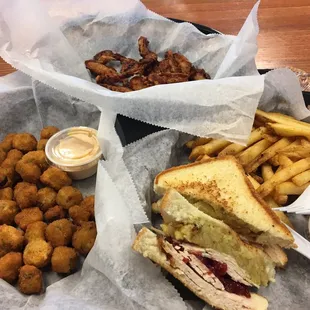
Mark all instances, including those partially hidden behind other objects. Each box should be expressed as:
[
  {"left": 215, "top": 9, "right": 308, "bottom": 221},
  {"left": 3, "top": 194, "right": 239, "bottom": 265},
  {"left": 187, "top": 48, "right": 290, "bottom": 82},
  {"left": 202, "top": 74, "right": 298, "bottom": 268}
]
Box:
[
  {"left": 1, "top": 149, "right": 23, "bottom": 175},
  {"left": 40, "top": 167, "right": 72, "bottom": 191},
  {"left": 0, "top": 225, "right": 24, "bottom": 257},
  {"left": 0, "top": 200, "right": 19, "bottom": 225},
  {"left": 51, "top": 246, "right": 78, "bottom": 274},
  {"left": 23, "top": 240, "right": 53, "bottom": 268},
  {"left": 16, "top": 161, "right": 41, "bottom": 184},
  {"left": 44, "top": 205, "right": 66, "bottom": 222},
  {"left": 72, "top": 222, "right": 97, "bottom": 256},
  {"left": 37, "top": 187, "right": 57, "bottom": 212},
  {"left": 12, "top": 133, "right": 37, "bottom": 153},
  {"left": 0, "top": 167, "right": 13, "bottom": 188},
  {"left": 69, "top": 205, "right": 91, "bottom": 225},
  {"left": 0, "top": 188, "right": 13, "bottom": 200},
  {"left": 25, "top": 221, "right": 47, "bottom": 244},
  {"left": 0, "top": 133, "right": 16, "bottom": 152},
  {"left": 40, "top": 126, "right": 59, "bottom": 139},
  {"left": 37, "top": 139, "right": 48, "bottom": 151},
  {"left": 14, "top": 182, "right": 38, "bottom": 209},
  {"left": 0, "top": 252, "right": 23, "bottom": 284},
  {"left": 45, "top": 219, "right": 74, "bottom": 247},
  {"left": 80, "top": 195, "right": 95, "bottom": 219},
  {"left": 0, "top": 149, "right": 6, "bottom": 165},
  {"left": 15, "top": 207, "right": 43, "bottom": 231},
  {"left": 20, "top": 151, "right": 48, "bottom": 171},
  {"left": 56, "top": 186, "right": 83, "bottom": 210},
  {"left": 18, "top": 265, "right": 43, "bottom": 294}
]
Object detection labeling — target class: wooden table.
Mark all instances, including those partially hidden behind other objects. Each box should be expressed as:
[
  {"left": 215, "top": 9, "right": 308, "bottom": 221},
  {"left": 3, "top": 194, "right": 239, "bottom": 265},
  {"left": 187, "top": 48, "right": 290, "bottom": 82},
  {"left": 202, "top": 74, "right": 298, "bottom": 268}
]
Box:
[{"left": 1, "top": 0, "right": 310, "bottom": 76}]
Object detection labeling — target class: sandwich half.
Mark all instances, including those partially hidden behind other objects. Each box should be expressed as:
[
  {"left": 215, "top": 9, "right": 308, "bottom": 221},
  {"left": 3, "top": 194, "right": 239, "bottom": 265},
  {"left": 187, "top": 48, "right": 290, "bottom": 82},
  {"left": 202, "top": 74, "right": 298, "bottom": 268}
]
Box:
[
  {"left": 154, "top": 156, "right": 294, "bottom": 248},
  {"left": 159, "top": 189, "right": 275, "bottom": 287},
  {"left": 133, "top": 227, "right": 268, "bottom": 310}
]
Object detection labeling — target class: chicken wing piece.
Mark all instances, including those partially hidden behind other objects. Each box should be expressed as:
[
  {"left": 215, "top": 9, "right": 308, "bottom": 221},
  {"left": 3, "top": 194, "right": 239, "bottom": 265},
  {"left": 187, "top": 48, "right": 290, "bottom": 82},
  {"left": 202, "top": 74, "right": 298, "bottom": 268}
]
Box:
[
  {"left": 101, "top": 84, "right": 132, "bottom": 92},
  {"left": 129, "top": 76, "right": 153, "bottom": 91},
  {"left": 190, "top": 67, "right": 211, "bottom": 80},
  {"left": 148, "top": 73, "right": 188, "bottom": 85},
  {"left": 138, "top": 36, "right": 157, "bottom": 61},
  {"left": 85, "top": 60, "right": 119, "bottom": 77}
]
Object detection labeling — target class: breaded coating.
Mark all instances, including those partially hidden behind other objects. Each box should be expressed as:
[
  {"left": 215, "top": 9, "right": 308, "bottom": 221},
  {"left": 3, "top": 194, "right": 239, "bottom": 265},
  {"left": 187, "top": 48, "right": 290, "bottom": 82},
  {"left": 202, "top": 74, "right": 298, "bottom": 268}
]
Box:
[
  {"left": 0, "top": 225, "right": 24, "bottom": 257},
  {"left": 37, "top": 139, "right": 48, "bottom": 151},
  {"left": 40, "top": 167, "right": 72, "bottom": 191},
  {"left": 37, "top": 187, "right": 57, "bottom": 212},
  {"left": 23, "top": 239, "right": 53, "bottom": 268},
  {"left": 21, "top": 151, "right": 48, "bottom": 170},
  {"left": 14, "top": 182, "right": 38, "bottom": 209},
  {"left": 15, "top": 207, "right": 43, "bottom": 231},
  {"left": 0, "top": 149, "right": 6, "bottom": 165},
  {"left": 80, "top": 195, "right": 95, "bottom": 219},
  {"left": 12, "top": 133, "right": 37, "bottom": 152},
  {"left": 51, "top": 246, "right": 78, "bottom": 274},
  {"left": 0, "top": 134, "right": 16, "bottom": 152},
  {"left": 56, "top": 186, "right": 83, "bottom": 209},
  {"left": 45, "top": 219, "right": 74, "bottom": 247},
  {"left": 25, "top": 221, "right": 47, "bottom": 244},
  {"left": 44, "top": 205, "right": 66, "bottom": 222},
  {"left": 0, "top": 200, "right": 19, "bottom": 225},
  {"left": 0, "top": 252, "right": 23, "bottom": 284},
  {"left": 0, "top": 167, "right": 13, "bottom": 188},
  {"left": 72, "top": 221, "right": 97, "bottom": 256},
  {"left": 0, "top": 188, "right": 13, "bottom": 200},
  {"left": 16, "top": 161, "right": 41, "bottom": 184},
  {"left": 18, "top": 265, "right": 43, "bottom": 294},
  {"left": 5, "top": 149, "right": 24, "bottom": 163},
  {"left": 1, "top": 150, "right": 23, "bottom": 178},
  {"left": 40, "top": 126, "right": 59, "bottom": 139},
  {"left": 69, "top": 205, "right": 91, "bottom": 225}
]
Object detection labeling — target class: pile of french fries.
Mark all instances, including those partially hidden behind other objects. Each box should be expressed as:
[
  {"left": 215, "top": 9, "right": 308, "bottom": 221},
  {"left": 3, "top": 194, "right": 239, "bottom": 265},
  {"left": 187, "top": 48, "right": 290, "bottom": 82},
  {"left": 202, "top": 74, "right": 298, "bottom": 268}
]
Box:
[{"left": 187, "top": 109, "right": 310, "bottom": 207}]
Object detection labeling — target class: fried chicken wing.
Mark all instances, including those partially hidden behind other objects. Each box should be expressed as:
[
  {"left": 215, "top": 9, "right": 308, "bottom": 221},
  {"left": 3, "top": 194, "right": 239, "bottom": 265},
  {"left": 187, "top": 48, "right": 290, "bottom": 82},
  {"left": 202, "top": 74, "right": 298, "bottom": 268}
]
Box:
[
  {"left": 189, "top": 67, "right": 211, "bottom": 80},
  {"left": 85, "top": 60, "right": 119, "bottom": 78},
  {"left": 129, "top": 76, "right": 153, "bottom": 91},
  {"left": 148, "top": 72, "right": 188, "bottom": 84},
  {"left": 138, "top": 36, "right": 157, "bottom": 61},
  {"left": 101, "top": 84, "right": 132, "bottom": 92}
]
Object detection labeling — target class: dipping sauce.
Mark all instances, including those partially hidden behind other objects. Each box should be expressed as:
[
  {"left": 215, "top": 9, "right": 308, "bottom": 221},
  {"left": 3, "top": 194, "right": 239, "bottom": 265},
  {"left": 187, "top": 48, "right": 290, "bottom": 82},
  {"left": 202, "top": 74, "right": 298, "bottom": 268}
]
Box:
[{"left": 45, "top": 127, "right": 102, "bottom": 180}]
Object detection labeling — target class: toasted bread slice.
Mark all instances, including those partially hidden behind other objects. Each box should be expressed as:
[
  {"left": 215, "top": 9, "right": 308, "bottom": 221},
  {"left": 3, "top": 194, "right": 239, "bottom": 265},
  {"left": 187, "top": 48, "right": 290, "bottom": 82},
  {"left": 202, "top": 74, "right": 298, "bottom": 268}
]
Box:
[
  {"left": 154, "top": 156, "right": 294, "bottom": 248},
  {"left": 133, "top": 227, "right": 268, "bottom": 310}
]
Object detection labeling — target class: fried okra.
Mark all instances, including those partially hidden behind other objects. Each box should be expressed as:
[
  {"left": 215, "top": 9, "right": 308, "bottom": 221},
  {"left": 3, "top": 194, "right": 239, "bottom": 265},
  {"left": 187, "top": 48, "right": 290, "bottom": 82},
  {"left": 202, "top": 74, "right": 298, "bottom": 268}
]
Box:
[
  {"left": 72, "top": 222, "right": 96, "bottom": 256},
  {"left": 0, "top": 252, "right": 23, "bottom": 284},
  {"left": 37, "top": 187, "right": 57, "bottom": 212},
  {"left": 0, "top": 225, "right": 24, "bottom": 257},
  {"left": 12, "top": 133, "right": 37, "bottom": 152},
  {"left": 56, "top": 186, "right": 83, "bottom": 210},
  {"left": 37, "top": 139, "right": 48, "bottom": 151},
  {"left": 0, "top": 133, "right": 16, "bottom": 152},
  {"left": 45, "top": 219, "right": 74, "bottom": 247},
  {"left": 16, "top": 161, "right": 41, "bottom": 184},
  {"left": 14, "top": 182, "right": 38, "bottom": 209},
  {"left": 69, "top": 205, "right": 91, "bottom": 225},
  {"left": 51, "top": 246, "right": 78, "bottom": 274},
  {"left": 0, "top": 200, "right": 19, "bottom": 225},
  {"left": 40, "top": 167, "right": 72, "bottom": 191},
  {"left": 0, "top": 167, "right": 13, "bottom": 188},
  {"left": 21, "top": 151, "right": 48, "bottom": 170},
  {"left": 0, "top": 188, "right": 13, "bottom": 200},
  {"left": 44, "top": 205, "right": 66, "bottom": 222},
  {"left": 15, "top": 207, "right": 43, "bottom": 231},
  {"left": 80, "top": 195, "right": 95, "bottom": 219},
  {"left": 0, "top": 149, "right": 6, "bottom": 165},
  {"left": 18, "top": 265, "right": 43, "bottom": 294},
  {"left": 23, "top": 239, "right": 53, "bottom": 268},
  {"left": 40, "top": 126, "right": 59, "bottom": 139},
  {"left": 25, "top": 221, "right": 47, "bottom": 244}
]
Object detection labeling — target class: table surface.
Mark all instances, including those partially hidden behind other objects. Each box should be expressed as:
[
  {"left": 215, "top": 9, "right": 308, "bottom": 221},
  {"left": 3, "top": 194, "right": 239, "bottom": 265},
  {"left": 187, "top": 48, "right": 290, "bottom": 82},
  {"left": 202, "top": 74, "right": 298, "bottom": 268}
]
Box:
[{"left": 1, "top": 0, "right": 310, "bottom": 76}]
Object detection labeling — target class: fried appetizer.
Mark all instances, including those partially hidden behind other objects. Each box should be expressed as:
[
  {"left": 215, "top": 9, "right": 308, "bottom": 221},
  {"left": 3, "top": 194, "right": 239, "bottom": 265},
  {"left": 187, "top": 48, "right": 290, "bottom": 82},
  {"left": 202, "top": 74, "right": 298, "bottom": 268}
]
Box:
[
  {"left": 12, "top": 133, "right": 37, "bottom": 152},
  {"left": 37, "top": 187, "right": 57, "bottom": 212},
  {"left": 16, "top": 161, "right": 41, "bottom": 184},
  {"left": 18, "top": 265, "right": 43, "bottom": 294},
  {"left": 44, "top": 205, "right": 66, "bottom": 222},
  {"left": 56, "top": 186, "right": 83, "bottom": 210},
  {"left": 37, "top": 139, "right": 48, "bottom": 151},
  {"left": 0, "top": 200, "right": 19, "bottom": 225},
  {"left": 0, "top": 148, "right": 6, "bottom": 165},
  {"left": 40, "top": 126, "right": 59, "bottom": 139},
  {"left": 25, "top": 221, "right": 47, "bottom": 244},
  {"left": 23, "top": 240, "right": 53, "bottom": 268},
  {"left": 0, "top": 167, "right": 12, "bottom": 188},
  {"left": 0, "top": 225, "right": 24, "bottom": 257},
  {"left": 69, "top": 205, "right": 91, "bottom": 225},
  {"left": 1, "top": 149, "right": 23, "bottom": 174},
  {"left": 51, "top": 246, "right": 78, "bottom": 274},
  {"left": 40, "top": 167, "right": 72, "bottom": 191},
  {"left": 80, "top": 195, "right": 95, "bottom": 219},
  {"left": 15, "top": 207, "right": 43, "bottom": 231},
  {"left": 45, "top": 219, "right": 74, "bottom": 247},
  {"left": 20, "top": 150, "right": 48, "bottom": 171},
  {"left": 14, "top": 182, "right": 38, "bottom": 209},
  {"left": 0, "top": 252, "right": 23, "bottom": 283},
  {"left": 0, "top": 133, "right": 15, "bottom": 152},
  {"left": 72, "top": 221, "right": 96, "bottom": 256},
  {"left": 0, "top": 188, "right": 13, "bottom": 200}
]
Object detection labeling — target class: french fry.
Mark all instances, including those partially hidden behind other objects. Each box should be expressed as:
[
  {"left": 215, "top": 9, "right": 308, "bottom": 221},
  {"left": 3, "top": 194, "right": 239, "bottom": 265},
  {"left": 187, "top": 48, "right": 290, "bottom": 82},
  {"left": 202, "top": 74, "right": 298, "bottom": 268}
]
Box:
[
  {"left": 189, "top": 139, "right": 230, "bottom": 160},
  {"left": 273, "top": 192, "right": 288, "bottom": 205},
  {"left": 268, "top": 155, "right": 280, "bottom": 166},
  {"left": 301, "top": 138, "right": 310, "bottom": 147},
  {"left": 275, "top": 181, "right": 310, "bottom": 195},
  {"left": 261, "top": 164, "right": 274, "bottom": 181},
  {"left": 218, "top": 127, "right": 267, "bottom": 157},
  {"left": 186, "top": 137, "right": 212, "bottom": 149},
  {"left": 245, "top": 137, "right": 292, "bottom": 173},
  {"left": 267, "top": 122, "right": 310, "bottom": 140},
  {"left": 247, "top": 175, "right": 260, "bottom": 189},
  {"left": 257, "top": 157, "right": 310, "bottom": 197},
  {"left": 262, "top": 134, "right": 279, "bottom": 143},
  {"left": 195, "top": 155, "right": 203, "bottom": 161},
  {"left": 250, "top": 173, "right": 264, "bottom": 184},
  {"left": 276, "top": 139, "right": 301, "bottom": 152},
  {"left": 200, "top": 154, "right": 211, "bottom": 161},
  {"left": 237, "top": 139, "right": 273, "bottom": 166},
  {"left": 292, "top": 169, "right": 310, "bottom": 186},
  {"left": 278, "top": 155, "right": 293, "bottom": 168},
  {"left": 277, "top": 146, "right": 310, "bottom": 159}
]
